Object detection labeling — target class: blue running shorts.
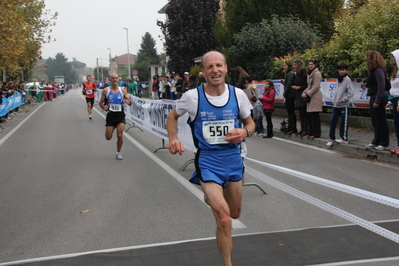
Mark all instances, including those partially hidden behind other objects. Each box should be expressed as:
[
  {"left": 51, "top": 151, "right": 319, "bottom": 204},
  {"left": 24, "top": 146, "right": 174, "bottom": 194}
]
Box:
[{"left": 190, "top": 148, "right": 244, "bottom": 188}]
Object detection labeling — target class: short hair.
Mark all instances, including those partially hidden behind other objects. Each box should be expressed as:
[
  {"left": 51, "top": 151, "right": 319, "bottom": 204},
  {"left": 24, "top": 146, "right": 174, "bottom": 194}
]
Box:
[
  {"left": 250, "top": 96, "right": 257, "bottom": 102},
  {"left": 337, "top": 63, "right": 348, "bottom": 70}
]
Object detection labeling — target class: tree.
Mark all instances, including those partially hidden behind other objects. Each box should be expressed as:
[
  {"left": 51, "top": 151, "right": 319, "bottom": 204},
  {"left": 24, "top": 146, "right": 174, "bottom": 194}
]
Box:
[
  {"left": 45, "top": 53, "right": 78, "bottom": 83},
  {"left": 326, "top": 0, "right": 399, "bottom": 77},
  {"left": 216, "top": 0, "right": 343, "bottom": 50},
  {"left": 0, "top": 0, "right": 57, "bottom": 79},
  {"left": 70, "top": 58, "right": 86, "bottom": 70},
  {"left": 159, "top": 0, "right": 220, "bottom": 75},
  {"left": 133, "top": 60, "right": 151, "bottom": 81},
  {"left": 136, "top": 32, "right": 160, "bottom": 65},
  {"left": 229, "top": 16, "right": 323, "bottom": 80}
]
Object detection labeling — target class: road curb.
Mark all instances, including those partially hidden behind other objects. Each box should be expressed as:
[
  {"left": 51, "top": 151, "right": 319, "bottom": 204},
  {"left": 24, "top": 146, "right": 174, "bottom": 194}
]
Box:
[{"left": 272, "top": 130, "right": 399, "bottom": 165}]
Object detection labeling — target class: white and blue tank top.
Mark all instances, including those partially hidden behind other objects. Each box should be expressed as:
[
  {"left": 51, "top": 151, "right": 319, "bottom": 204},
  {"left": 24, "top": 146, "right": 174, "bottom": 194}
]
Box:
[
  {"left": 188, "top": 85, "right": 240, "bottom": 151},
  {"left": 107, "top": 87, "right": 124, "bottom": 112}
]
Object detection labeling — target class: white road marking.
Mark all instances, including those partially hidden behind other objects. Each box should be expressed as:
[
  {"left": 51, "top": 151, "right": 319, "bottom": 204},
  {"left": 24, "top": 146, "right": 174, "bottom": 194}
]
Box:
[
  {"left": 0, "top": 103, "right": 45, "bottom": 147},
  {"left": 273, "top": 136, "right": 337, "bottom": 153}
]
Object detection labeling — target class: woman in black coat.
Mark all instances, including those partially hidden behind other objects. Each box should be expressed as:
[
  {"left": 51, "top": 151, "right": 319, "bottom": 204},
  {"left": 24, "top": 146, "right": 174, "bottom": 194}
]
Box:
[{"left": 291, "top": 59, "right": 308, "bottom": 136}]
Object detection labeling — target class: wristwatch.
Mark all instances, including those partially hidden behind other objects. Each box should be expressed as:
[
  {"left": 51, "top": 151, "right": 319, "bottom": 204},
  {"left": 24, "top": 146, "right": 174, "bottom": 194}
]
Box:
[{"left": 245, "top": 127, "right": 251, "bottom": 137}]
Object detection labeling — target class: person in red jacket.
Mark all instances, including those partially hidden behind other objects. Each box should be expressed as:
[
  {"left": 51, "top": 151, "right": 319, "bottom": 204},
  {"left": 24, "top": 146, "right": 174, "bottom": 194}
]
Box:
[
  {"left": 82, "top": 75, "right": 97, "bottom": 120},
  {"left": 261, "top": 79, "right": 276, "bottom": 138}
]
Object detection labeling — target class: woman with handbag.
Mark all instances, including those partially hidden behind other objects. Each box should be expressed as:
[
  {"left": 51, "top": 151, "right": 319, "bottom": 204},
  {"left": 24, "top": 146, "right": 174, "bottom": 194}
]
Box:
[{"left": 302, "top": 59, "right": 323, "bottom": 138}]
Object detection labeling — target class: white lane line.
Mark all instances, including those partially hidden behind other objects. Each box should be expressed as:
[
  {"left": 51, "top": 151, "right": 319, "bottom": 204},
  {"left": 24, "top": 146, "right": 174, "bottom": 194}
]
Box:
[
  {"left": 306, "top": 256, "right": 399, "bottom": 266},
  {"left": 93, "top": 107, "right": 247, "bottom": 229},
  {"left": 272, "top": 137, "right": 337, "bottom": 153},
  {"left": 0, "top": 103, "right": 46, "bottom": 147}
]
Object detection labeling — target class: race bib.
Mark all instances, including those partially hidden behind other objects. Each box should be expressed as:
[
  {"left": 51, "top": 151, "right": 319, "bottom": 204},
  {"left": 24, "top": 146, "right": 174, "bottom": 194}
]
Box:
[
  {"left": 202, "top": 120, "right": 234, "bottom": 145},
  {"left": 86, "top": 89, "right": 93, "bottom": 94},
  {"left": 109, "top": 104, "right": 122, "bottom": 112}
]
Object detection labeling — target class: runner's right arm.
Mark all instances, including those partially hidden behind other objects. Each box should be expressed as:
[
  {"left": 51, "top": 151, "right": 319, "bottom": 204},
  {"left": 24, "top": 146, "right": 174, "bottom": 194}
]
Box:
[{"left": 99, "top": 88, "right": 109, "bottom": 110}]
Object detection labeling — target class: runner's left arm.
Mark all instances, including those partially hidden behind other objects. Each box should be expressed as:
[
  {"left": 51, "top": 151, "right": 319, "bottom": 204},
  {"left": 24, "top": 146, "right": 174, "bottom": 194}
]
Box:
[{"left": 123, "top": 88, "right": 131, "bottom": 105}]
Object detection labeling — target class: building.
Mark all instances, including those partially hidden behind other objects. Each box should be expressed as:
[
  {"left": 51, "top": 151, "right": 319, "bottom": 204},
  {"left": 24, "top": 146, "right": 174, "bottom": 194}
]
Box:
[{"left": 110, "top": 53, "right": 137, "bottom": 79}]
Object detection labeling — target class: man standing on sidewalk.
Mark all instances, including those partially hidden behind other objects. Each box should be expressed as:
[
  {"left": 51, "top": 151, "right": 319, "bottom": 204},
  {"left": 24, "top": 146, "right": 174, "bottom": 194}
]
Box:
[
  {"left": 167, "top": 51, "right": 254, "bottom": 266},
  {"left": 326, "top": 63, "right": 354, "bottom": 146}
]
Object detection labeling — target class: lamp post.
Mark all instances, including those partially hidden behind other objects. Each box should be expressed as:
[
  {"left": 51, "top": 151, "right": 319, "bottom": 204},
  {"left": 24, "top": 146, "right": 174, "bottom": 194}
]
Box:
[
  {"left": 123, "top": 27, "right": 131, "bottom": 80},
  {"left": 107, "top": 48, "right": 112, "bottom": 75}
]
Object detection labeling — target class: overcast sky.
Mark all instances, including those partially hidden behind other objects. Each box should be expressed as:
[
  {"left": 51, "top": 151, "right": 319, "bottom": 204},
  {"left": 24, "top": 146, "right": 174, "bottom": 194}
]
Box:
[{"left": 41, "top": 0, "right": 168, "bottom": 68}]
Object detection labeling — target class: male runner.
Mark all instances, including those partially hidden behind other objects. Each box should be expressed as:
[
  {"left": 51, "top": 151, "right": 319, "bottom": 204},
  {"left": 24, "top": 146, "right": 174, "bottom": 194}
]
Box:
[
  {"left": 99, "top": 74, "right": 132, "bottom": 160},
  {"left": 167, "top": 51, "right": 255, "bottom": 266},
  {"left": 82, "top": 75, "right": 97, "bottom": 120}
]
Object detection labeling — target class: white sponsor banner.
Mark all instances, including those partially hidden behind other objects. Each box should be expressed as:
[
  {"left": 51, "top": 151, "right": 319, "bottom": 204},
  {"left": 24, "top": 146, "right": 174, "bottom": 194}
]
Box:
[
  {"left": 123, "top": 96, "right": 196, "bottom": 152},
  {"left": 253, "top": 79, "right": 370, "bottom": 108}
]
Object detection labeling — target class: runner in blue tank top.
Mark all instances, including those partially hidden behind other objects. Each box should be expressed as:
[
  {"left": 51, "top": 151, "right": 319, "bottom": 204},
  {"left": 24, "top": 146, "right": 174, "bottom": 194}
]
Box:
[
  {"left": 167, "top": 51, "right": 255, "bottom": 266},
  {"left": 99, "top": 74, "right": 132, "bottom": 160}
]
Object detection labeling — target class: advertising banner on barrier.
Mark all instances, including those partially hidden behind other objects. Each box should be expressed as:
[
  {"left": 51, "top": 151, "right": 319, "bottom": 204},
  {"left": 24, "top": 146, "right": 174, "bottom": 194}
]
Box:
[
  {"left": 123, "top": 96, "right": 196, "bottom": 152},
  {"left": 0, "top": 93, "right": 23, "bottom": 117},
  {"left": 253, "top": 79, "right": 370, "bottom": 108}
]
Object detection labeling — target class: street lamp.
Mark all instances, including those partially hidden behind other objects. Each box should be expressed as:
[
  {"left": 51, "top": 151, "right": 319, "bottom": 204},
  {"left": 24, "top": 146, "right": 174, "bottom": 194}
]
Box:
[
  {"left": 123, "top": 27, "right": 131, "bottom": 80},
  {"left": 107, "top": 48, "right": 112, "bottom": 75}
]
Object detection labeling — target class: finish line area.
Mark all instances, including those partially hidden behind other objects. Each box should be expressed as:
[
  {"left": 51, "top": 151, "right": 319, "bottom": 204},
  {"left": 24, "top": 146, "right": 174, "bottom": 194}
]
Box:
[{"left": 1, "top": 221, "right": 399, "bottom": 266}]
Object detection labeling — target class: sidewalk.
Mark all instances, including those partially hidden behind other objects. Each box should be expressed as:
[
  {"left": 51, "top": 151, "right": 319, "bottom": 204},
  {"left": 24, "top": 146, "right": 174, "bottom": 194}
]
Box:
[{"left": 269, "top": 116, "right": 399, "bottom": 165}]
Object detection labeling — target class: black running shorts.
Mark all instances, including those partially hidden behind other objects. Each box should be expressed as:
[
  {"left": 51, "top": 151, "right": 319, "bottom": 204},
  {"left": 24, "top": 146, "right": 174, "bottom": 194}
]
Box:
[
  {"left": 85, "top": 97, "right": 95, "bottom": 107},
  {"left": 105, "top": 112, "right": 126, "bottom": 127}
]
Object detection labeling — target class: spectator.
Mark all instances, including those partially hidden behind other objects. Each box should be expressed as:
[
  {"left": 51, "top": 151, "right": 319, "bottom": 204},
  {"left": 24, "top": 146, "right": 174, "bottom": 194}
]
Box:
[
  {"left": 175, "top": 74, "right": 183, "bottom": 99},
  {"left": 188, "top": 74, "right": 197, "bottom": 90},
  {"left": 291, "top": 59, "right": 308, "bottom": 136},
  {"left": 261, "top": 79, "right": 276, "bottom": 138},
  {"left": 182, "top": 72, "right": 190, "bottom": 94},
  {"left": 136, "top": 77, "right": 142, "bottom": 98},
  {"left": 326, "top": 63, "right": 354, "bottom": 147},
  {"left": 362, "top": 50, "right": 390, "bottom": 151},
  {"left": 159, "top": 76, "right": 165, "bottom": 99},
  {"left": 388, "top": 50, "right": 399, "bottom": 155},
  {"left": 302, "top": 59, "right": 323, "bottom": 139},
  {"left": 128, "top": 79, "right": 137, "bottom": 96},
  {"left": 242, "top": 76, "right": 257, "bottom": 102},
  {"left": 164, "top": 76, "right": 171, "bottom": 99},
  {"left": 198, "top": 71, "right": 206, "bottom": 84},
  {"left": 250, "top": 96, "right": 264, "bottom": 136},
  {"left": 282, "top": 60, "right": 297, "bottom": 135},
  {"left": 152, "top": 75, "right": 159, "bottom": 99}
]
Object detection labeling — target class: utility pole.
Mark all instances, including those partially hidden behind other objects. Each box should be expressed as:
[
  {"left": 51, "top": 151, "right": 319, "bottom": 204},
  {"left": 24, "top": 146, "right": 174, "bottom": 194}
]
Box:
[
  {"left": 123, "top": 28, "right": 131, "bottom": 80},
  {"left": 108, "top": 48, "right": 112, "bottom": 75}
]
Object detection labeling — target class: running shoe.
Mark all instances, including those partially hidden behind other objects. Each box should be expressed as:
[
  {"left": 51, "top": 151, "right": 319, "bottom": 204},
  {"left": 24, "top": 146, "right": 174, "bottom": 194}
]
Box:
[
  {"left": 89, "top": 115, "right": 92, "bottom": 120},
  {"left": 116, "top": 153, "right": 123, "bottom": 160}
]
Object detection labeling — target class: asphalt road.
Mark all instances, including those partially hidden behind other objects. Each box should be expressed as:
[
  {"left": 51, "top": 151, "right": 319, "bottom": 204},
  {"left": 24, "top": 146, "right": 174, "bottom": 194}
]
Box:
[{"left": 1, "top": 89, "right": 399, "bottom": 264}]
